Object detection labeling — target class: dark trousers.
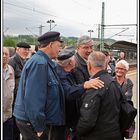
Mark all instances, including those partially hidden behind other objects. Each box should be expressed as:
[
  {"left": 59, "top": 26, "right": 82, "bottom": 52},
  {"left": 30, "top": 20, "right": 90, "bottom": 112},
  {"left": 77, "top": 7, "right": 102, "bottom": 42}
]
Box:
[
  {"left": 16, "top": 119, "right": 66, "bottom": 140},
  {"left": 49, "top": 125, "right": 66, "bottom": 140},
  {"left": 3, "top": 118, "right": 13, "bottom": 140},
  {"left": 71, "top": 128, "right": 78, "bottom": 140},
  {"left": 16, "top": 119, "right": 48, "bottom": 140},
  {"left": 13, "top": 117, "right": 20, "bottom": 140}
]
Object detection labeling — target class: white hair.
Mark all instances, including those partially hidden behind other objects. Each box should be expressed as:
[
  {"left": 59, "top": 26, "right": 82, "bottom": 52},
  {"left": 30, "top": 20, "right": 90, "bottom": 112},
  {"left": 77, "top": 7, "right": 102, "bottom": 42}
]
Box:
[
  {"left": 116, "top": 60, "right": 129, "bottom": 70},
  {"left": 57, "top": 56, "right": 74, "bottom": 67}
]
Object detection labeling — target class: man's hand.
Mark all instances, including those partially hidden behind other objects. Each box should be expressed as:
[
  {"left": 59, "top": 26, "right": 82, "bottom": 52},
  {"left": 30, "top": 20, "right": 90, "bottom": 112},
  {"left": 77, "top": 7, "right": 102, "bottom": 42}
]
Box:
[
  {"left": 84, "top": 77, "right": 104, "bottom": 89},
  {"left": 37, "top": 132, "right": 43, "bottom": 137}
]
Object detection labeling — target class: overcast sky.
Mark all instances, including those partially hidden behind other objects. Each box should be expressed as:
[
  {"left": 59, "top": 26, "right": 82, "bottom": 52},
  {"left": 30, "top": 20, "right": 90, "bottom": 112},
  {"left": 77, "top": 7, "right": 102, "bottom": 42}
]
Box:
[{"left": 3, "top": 0, "right": 138, "bottom": 43}]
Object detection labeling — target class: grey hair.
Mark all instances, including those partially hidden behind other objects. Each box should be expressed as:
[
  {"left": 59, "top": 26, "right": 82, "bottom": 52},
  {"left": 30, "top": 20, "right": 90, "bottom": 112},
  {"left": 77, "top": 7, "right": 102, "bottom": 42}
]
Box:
[
  {"left": 116, "top": 60, "right": 129, "bottom": 70},
  {"left": 77, "top": 35, "right": 93, "bottom": 46},
  {"left": 88, "top": 51, "right": 106, "bottom": 68},
  {"left": 57, "top": 57, "right": 73, "bottom": 67}
]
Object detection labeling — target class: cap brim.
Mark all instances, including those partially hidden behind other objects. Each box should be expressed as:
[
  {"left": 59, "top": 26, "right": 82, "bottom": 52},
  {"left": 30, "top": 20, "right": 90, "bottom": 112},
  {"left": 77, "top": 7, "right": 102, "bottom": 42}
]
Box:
[{"left": 59, "top": 40, "right": 63, "bottom": 43}]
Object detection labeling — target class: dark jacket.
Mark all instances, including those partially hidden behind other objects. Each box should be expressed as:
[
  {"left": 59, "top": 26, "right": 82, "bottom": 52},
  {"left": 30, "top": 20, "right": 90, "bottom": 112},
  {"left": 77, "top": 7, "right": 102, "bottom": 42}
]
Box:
[
  {"left": 13, "top": 50, "right": 65, "bottom": 132},
  {"left": 77, "top": 70, "right": 122, "bottom": 140},
  {"left": 116, "top": 78, "right": 133, "bottom": 101},
  {"left": 107, "top": 62, "right": 116, "bottom": 76},
  {"left": 72, "top": 52, "right": 90, "bottom": 84},
  {"left": 56, "top": 64, "right": 85, "bottom": 127},
  {"left": 9, "top": 53, "right": 28, "bottom": 107}
]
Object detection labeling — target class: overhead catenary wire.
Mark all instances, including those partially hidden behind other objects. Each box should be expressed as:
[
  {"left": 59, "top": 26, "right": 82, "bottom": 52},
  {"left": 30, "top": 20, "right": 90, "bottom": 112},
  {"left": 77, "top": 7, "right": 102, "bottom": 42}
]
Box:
[
  {"left": 4, "top": 1, "right": 93, "bottom": 28},
  {"left": 107, "top": 28, "right": 129, "bottom": 39},
  {"left": 4, "top": 1, "right": 137, "bottom": 42},
  {"left": 4, "top": 1, "right": 57, "bottom": 17}
]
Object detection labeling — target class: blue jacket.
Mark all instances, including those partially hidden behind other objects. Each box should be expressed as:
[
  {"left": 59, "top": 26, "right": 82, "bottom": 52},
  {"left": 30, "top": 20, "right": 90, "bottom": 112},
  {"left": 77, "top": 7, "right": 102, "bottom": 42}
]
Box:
[
  {"left": 13, "top": 50, "right": 65, "bottom": 132},
  {"left": 56, "top": 64, "right": 85, "bottom": 127}
]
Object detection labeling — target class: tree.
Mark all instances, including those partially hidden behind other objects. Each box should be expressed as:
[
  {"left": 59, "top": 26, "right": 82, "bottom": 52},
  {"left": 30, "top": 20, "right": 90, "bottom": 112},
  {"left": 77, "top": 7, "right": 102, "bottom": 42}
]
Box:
[{"left": 3, "top": 37, "right": 16, "bottom": 47}]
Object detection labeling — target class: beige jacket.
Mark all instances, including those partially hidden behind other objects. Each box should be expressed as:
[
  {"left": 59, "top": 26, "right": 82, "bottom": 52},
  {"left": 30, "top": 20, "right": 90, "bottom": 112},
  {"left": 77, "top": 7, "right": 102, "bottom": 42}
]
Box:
[{"left": 3, "top": 64, "right": 15, "bottom": 122}]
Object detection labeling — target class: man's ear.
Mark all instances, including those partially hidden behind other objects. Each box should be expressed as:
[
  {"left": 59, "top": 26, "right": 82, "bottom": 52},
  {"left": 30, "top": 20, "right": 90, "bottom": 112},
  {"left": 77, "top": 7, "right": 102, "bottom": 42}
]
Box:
[
  {"left": 49, "top": 42, "right": 53, "bottom": 48},
  {"left": 87, "top": 61, "right": 92, "bottom": 73},
  {"left": 69, "top": 59, "right": 72, "bottom": 65}
]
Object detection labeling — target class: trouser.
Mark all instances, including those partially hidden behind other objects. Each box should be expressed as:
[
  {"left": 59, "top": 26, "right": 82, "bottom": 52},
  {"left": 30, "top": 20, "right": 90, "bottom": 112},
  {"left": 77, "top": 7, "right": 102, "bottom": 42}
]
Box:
[
  {"left": 4, "top": 117, "right": 21, "bottom": 140},
  {"left": 71, "top": 127, "right": 78, "bottom": 140},
  {"left": 13, "top": 117, "right": 20, "bottom": 140},
  {"left": 16, "top": 119, "right": 66, "bottom": 140},
  {"left": 16, "top": 119, "right": 48, "bottom": 140},
  {"left": 49, "top": 125, "right": 66, "bottom": 140},
  {"left": 3, "top": 117, "right": 13, "bottom": 140}
]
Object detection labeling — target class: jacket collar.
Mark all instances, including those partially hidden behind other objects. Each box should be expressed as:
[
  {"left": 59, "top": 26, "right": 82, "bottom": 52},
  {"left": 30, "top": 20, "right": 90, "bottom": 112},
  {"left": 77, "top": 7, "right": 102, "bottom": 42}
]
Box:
[
  {"left": 13, "top": 53, "right": 26, "bottom": 69},
  {"left": 91, "top": 70, "right": 108, "bottom": 79},
  {"left": 75, "top": 52, "right": 87, "bottom": 66},
  {"left": 37, "top": 50, "right": 56, "bottom": 69},
  {"left": 56, "top": 64, "right": 71, "bottom": 77}
]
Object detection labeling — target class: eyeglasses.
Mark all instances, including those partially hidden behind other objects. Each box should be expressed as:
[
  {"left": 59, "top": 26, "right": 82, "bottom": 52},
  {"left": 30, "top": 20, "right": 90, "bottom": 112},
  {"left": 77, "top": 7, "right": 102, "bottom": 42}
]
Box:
[{"left": 116, "top": 67, "right": 127, "bottom": 71}]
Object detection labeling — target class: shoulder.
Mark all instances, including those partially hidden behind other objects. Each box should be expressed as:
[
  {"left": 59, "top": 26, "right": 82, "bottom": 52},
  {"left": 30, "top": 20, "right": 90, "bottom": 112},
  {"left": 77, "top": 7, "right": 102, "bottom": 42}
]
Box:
[
  {"left": 9, "top": 55, "right": 19, "bottom": 67},
  {"left": 9, "top": 55, "right": 16, "bottom": 64},
  {"left": 8, "top": 64, "right": 14, "bottom": 73},
  {"left": 86, "top": 88, "right": 105, "bottom": 98},
  {"left": 29, "top": 53, "right": 49, "bottom": 65},
  {"left": 126, "top": 78, "right": 133, "bottom": 86}
]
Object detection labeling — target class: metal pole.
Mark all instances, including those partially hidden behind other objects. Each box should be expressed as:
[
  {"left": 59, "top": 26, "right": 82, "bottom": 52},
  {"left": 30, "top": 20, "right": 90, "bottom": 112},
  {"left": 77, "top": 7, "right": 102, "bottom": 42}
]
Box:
[
  {"left": 98, "top": 24, "right": 100, "bottom": 39},
  {"left": 50, "top": 22, "right": 51, "bottom": 31},
  {"left": 88, "top": 30, "right": 94, "bottom": 38},
  {"left": 39, "top": 25, "right": 42, "bottom": 36},
  {"left": 100, "top": 2, "right": 105, "bottom": 51},
  {"left": 47, "top": 20, "right": 55, "bottom": 31}
]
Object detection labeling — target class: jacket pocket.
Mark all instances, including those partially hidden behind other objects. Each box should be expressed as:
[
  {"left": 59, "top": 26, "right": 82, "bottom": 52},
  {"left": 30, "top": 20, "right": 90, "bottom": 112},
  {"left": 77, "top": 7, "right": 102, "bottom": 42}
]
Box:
[{"left": 47, "top": 80, "right": 59, "bottom": 99}]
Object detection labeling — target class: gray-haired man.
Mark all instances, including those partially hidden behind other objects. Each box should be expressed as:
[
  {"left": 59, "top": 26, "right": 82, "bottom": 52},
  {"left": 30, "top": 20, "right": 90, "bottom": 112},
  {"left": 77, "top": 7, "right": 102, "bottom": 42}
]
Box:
[{"left": 72, "top": 35, "right": 94, "bottom": 84}]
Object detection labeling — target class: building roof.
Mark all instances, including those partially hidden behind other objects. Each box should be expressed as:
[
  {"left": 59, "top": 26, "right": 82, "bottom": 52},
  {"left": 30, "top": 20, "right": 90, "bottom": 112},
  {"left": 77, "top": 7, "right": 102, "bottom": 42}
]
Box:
[{"left": 110, "top": 40, "right": 137, "bottom": 51}]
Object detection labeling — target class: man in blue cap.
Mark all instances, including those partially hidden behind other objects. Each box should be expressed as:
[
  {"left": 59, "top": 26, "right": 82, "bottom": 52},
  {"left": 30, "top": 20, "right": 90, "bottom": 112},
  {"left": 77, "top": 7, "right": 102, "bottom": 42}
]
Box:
[
  {"left": 13, "top": 31, "right": 65, "bottom": 140},
  {"left": 56, "top": 46, "right": 104, "bottom": 140}
]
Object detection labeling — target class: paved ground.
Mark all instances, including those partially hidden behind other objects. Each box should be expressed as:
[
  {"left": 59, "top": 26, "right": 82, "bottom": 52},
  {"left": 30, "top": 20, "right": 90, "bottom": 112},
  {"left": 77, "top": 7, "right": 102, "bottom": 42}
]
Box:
[{"left": 126, "top": 70, "right": 138, "bottom": 140}]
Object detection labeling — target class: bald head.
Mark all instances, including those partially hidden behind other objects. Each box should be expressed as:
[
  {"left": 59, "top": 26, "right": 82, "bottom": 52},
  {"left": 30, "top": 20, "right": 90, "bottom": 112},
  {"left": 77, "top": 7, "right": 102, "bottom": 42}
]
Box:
[
  {"left": 87, "top": 51, "right": 106, "bottom": 76},
  {"left": 88, "top": 51, "right": 106, "bottom": 68},
  {"left": 3, "top": 47, "right": 10, "bottom": 68}
]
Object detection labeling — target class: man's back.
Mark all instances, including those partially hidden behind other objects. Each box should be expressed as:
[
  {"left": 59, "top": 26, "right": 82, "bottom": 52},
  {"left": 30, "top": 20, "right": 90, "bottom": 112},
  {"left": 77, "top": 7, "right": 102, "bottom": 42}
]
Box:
[{"left": 77, "top": 70, "right": 122, "bottom": 140}]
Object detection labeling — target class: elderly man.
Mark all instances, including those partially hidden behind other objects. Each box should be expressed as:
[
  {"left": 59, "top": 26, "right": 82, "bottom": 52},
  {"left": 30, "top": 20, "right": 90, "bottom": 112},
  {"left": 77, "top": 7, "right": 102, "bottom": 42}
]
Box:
[
  {"left": 3, "top": 47, "right": 15, "bottom": 140},
  {"left": 72, "top": 35, "right": 93, "bottom": 84},
  {"left": 8, "top": 42, "right": 31, "bottom": 140},
  {"left": 13, "top": 32, "right": 65, "bottom": 140},
  {"left": 77, "top": 51, "right": 122, "bottom": 140},
  {"left": 9, "top": 42, "right": 31, "bottom": 107},
  {"left": 56, "top": 46, "right": 104, "bottom": 140}
]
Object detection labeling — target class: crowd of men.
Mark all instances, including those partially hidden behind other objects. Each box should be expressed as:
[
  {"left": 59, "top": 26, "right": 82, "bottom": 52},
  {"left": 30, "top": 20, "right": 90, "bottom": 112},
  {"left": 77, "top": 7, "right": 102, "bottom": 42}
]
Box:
[{"left": 3, "top": 31, "right": 134, "bottom": 140}]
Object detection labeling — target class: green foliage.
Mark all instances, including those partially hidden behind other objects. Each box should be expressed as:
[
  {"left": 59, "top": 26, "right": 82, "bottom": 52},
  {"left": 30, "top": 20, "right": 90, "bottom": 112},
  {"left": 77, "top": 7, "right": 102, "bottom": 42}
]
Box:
[
  {"left": 61, "top": 36, "right": 77, "bottom": 47},
  {"left": 3, "top": 37, "right": 16, "bottom": 47},
  {"left": 18, "top": 35, "right": 37, "bottom": 45},
  {"left": 3, "top": 35, "right": 38, "bottom": 47},
  {"left": 3, "top": 35, "right": 116, "bottom": 50}
]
